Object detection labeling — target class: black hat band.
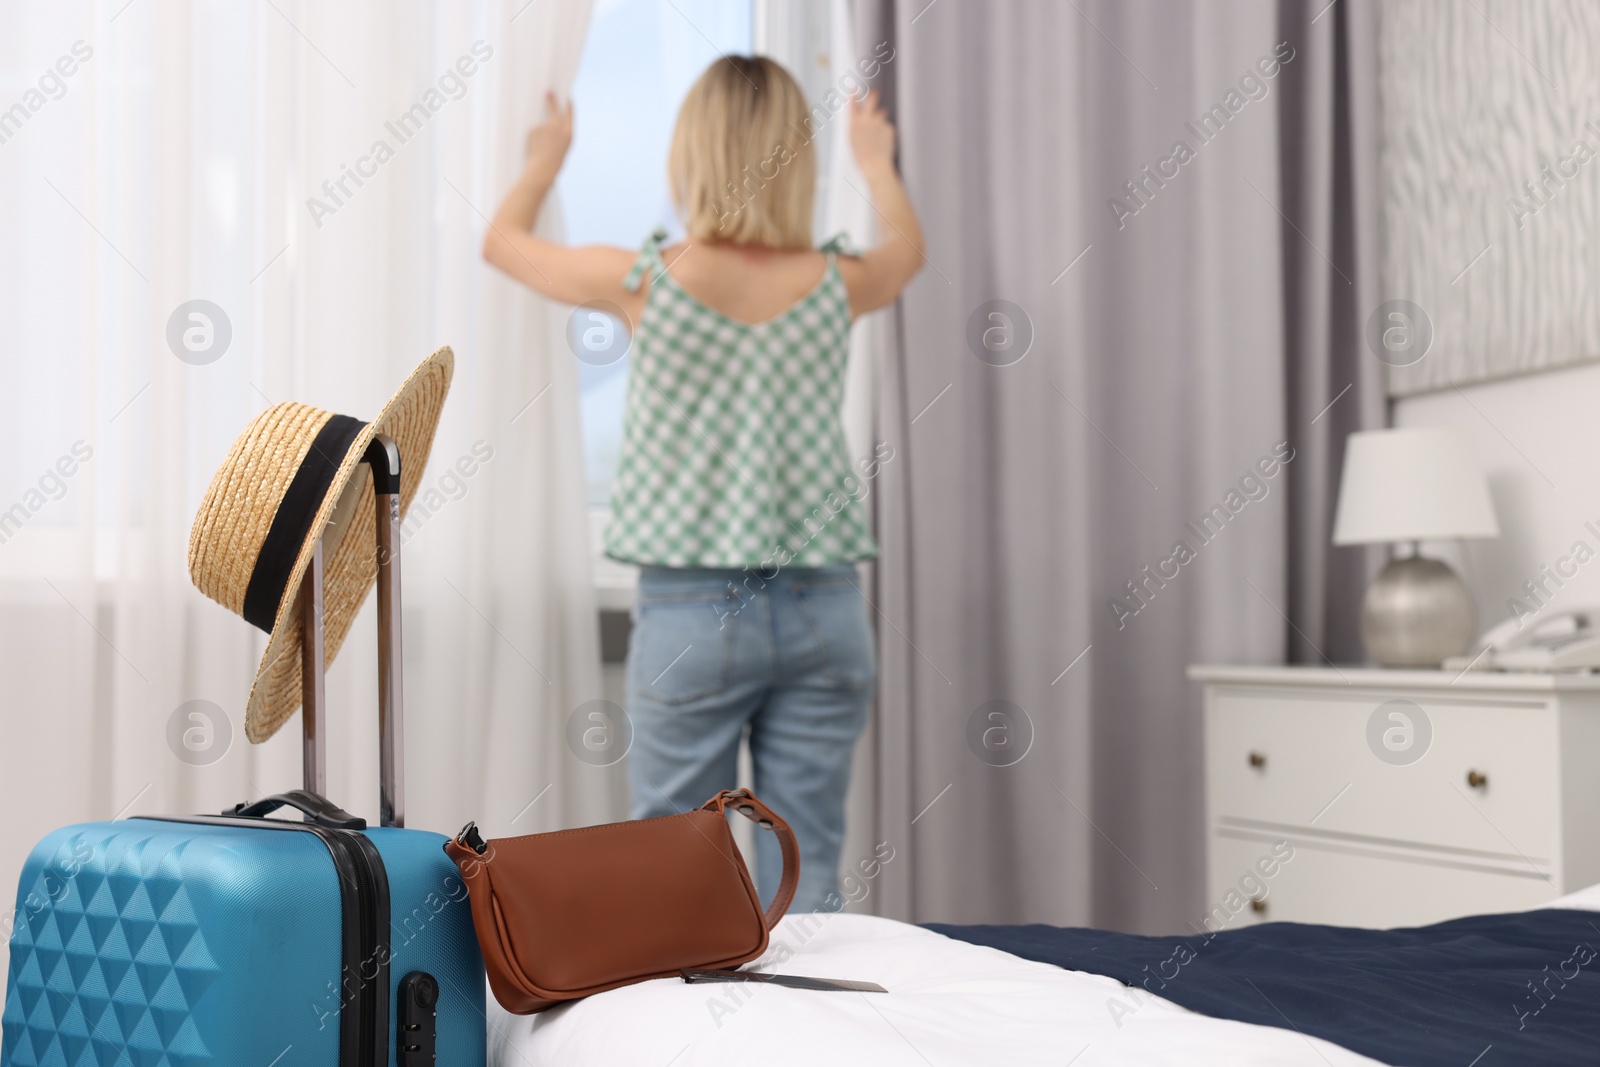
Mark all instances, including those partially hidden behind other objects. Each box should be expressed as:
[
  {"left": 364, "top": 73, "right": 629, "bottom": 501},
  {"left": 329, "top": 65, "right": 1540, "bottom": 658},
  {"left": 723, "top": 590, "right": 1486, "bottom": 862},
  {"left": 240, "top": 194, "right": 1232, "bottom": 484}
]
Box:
[{"left": 240, "top": 414, "right": 368, "bottom": 632}]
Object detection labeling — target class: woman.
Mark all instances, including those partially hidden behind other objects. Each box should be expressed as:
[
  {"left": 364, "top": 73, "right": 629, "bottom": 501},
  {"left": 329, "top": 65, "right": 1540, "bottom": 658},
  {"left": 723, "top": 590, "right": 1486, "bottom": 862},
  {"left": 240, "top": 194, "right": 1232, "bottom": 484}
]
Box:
[{"left": 483, "top": 55, "right": 923, "bottom": 912}]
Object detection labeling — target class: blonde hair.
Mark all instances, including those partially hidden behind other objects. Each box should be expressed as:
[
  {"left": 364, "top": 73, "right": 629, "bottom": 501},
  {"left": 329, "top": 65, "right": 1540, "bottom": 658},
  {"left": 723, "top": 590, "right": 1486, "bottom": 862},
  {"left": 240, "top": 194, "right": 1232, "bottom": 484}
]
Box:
[{"left": 669, "top": 55, "right": 815, "bottom": 250}]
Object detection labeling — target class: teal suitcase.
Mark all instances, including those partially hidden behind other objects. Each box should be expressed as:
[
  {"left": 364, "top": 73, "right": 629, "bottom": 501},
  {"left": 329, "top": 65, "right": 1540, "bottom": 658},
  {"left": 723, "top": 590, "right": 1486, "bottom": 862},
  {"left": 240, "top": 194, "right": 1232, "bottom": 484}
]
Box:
[{"left": 2, "top": 435, "right": 486, "bottom": 1066}]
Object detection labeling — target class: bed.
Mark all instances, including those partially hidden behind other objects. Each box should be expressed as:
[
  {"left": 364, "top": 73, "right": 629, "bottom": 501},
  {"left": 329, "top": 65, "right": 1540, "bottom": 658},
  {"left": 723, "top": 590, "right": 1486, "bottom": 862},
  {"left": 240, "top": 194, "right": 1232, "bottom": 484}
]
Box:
[{"left": 485, "top": 884, "right": 1600, "bottom": 1066}]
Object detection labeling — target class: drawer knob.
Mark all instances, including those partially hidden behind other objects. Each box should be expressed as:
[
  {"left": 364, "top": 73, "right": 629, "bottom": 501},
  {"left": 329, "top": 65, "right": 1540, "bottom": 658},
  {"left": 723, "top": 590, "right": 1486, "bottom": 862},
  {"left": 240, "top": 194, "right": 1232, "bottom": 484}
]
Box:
[
  {"left": 1466, "top": 769, "right": 1488, "bottom": 790},
  {"left": 1250, "top": 899, "right": 1268, "bottom": 914},
  {"left": 1248, "top": 751, "right": 1266, "bottom": 769}
]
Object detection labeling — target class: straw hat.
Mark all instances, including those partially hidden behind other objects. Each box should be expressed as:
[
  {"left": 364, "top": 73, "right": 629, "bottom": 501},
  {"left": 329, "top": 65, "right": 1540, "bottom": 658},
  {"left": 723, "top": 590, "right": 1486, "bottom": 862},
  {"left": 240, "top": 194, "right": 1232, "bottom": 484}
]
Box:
[{"left": 188, "top": 347, "right": 453, "bottom": 743}]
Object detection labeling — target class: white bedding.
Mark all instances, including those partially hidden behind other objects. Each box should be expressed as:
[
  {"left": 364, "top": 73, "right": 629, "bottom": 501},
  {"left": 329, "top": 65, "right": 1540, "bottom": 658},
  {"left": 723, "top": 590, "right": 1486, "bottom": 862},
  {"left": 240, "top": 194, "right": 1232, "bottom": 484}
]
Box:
[{"left": 487, "top": 883, "right": 1600, "bottom": 1066}]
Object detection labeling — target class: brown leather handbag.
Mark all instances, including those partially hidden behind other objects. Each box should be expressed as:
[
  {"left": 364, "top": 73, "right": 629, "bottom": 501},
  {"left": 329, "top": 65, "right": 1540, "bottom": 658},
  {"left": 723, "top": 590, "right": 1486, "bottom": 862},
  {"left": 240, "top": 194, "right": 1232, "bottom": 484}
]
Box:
[{"left": 443, "top": 789, "right": 799, "bottom": 1013}]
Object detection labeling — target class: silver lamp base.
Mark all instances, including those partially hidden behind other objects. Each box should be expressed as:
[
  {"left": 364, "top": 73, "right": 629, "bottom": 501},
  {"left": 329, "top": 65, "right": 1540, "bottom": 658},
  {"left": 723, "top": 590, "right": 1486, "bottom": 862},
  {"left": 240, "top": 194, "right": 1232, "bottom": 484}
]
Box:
[{"left": 1361, "top": 554, "right": 1477, "bottom": 668}]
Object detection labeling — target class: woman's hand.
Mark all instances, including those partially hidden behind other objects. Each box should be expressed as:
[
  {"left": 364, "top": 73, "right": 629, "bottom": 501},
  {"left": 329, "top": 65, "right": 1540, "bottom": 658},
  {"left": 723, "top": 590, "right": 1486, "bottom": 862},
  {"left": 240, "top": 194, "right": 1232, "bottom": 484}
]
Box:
[
  {"left": 848, "top": 90, "right": 896, "bottom": 173},
  {"left": 523, "top": 91, "right": 573, "bottom": 186},
  {"left": 481, "top": 86, "right": 647, "bottom": 317}
]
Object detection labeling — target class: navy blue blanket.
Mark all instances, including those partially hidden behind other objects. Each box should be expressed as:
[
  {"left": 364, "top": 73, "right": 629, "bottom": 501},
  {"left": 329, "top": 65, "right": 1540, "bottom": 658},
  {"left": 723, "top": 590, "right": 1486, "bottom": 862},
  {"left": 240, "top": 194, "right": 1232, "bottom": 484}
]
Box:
[{"left": 928, "top": 910, "right": 1600, "bottom": 1066}]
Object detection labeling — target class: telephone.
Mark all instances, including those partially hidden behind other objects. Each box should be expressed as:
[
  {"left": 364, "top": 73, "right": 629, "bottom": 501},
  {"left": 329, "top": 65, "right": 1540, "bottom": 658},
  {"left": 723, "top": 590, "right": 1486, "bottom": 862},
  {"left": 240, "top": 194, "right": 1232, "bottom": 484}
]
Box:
[{"left": 1444, "top": 608, "right": 1600, "bottom": 672}]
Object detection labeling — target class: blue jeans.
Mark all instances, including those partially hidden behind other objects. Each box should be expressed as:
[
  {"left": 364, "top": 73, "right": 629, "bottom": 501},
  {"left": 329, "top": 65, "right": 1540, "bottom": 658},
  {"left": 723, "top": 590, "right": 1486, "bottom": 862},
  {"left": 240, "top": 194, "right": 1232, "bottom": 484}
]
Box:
[{"left": 625, "top": 564, "right": 875, "bottom": 913}]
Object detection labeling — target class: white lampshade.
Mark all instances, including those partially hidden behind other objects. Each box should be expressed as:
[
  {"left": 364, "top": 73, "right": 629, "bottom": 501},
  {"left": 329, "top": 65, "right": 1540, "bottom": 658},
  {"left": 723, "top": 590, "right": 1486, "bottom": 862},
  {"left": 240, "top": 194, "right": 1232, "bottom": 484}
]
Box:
[{"left": 1332, "top": 427, "right": 1499, "bottom": 545}]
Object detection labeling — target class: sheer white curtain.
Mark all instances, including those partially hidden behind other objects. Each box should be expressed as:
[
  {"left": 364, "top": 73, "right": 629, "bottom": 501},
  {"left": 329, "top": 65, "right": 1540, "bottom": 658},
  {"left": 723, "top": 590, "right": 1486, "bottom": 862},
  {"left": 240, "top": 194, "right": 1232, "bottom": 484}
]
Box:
[{"left": 0, "top": 0, "right": 611, "bottom": 974}]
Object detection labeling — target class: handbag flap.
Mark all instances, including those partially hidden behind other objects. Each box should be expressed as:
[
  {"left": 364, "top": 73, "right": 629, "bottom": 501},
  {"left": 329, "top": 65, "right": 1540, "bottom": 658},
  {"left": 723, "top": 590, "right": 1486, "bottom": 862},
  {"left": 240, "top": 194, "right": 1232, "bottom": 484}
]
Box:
[{"left": 482, "top": 808, "right": 768, "bottom": 993}]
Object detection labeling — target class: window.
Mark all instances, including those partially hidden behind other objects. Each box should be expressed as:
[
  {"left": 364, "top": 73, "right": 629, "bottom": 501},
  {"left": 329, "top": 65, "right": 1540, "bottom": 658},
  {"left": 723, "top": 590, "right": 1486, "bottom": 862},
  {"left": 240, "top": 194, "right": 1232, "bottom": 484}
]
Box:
[{"left": 559, "top": 0, "right": 754, "bottom": 507}]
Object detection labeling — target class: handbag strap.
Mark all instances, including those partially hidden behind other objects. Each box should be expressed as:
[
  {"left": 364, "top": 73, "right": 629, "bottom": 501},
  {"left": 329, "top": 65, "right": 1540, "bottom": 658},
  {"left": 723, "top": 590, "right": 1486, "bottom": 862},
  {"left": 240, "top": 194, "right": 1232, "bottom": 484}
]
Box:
[{"left": 702, "top": 789, "right": 800, "bottom": 929}]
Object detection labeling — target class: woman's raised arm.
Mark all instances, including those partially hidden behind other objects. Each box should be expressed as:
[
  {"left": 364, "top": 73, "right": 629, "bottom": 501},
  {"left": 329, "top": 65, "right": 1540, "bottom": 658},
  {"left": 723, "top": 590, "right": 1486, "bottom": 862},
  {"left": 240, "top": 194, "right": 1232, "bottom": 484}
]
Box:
[
  {"left": 836, "top": 90, "right": 926, "bottom": 317},
  {"left": 482, "top": 93, "right": 640, "bottom": 312}
]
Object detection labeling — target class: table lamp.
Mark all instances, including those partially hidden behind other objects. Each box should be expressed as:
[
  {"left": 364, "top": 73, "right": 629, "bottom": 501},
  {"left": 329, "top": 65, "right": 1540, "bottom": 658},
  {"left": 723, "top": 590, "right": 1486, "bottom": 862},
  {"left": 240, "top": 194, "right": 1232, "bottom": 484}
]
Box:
[{"left": 1332, "top": 427, "right": 1500, "bottom": 667}]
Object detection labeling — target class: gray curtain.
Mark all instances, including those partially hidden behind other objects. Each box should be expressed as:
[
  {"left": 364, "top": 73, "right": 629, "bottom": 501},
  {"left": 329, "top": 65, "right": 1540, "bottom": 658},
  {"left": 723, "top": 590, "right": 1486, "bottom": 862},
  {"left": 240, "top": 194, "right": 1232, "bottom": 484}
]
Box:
[
  {"left": 1278, "top": 0, "right": 1388, "bottom": 666},
  {"left": 854, "top": 0, "right": 1383, "bottom": 933}
]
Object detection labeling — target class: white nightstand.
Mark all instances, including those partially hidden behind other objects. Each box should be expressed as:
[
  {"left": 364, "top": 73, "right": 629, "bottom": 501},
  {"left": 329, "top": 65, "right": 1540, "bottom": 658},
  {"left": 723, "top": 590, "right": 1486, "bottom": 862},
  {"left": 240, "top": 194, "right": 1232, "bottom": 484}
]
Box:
[{"left": 1189, "top": 666, "right": 1600, "bottom": 929}]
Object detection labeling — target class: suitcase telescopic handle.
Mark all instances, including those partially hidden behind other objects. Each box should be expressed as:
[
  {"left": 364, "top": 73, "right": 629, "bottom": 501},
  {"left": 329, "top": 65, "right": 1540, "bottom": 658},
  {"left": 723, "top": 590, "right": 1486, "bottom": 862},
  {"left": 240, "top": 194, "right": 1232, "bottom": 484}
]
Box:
[
  {"left": 368, "top": 434, "right": 405, "bottom": 829},
  {"left": 298, "top": 432, "right": 406, "bottom": 828}
]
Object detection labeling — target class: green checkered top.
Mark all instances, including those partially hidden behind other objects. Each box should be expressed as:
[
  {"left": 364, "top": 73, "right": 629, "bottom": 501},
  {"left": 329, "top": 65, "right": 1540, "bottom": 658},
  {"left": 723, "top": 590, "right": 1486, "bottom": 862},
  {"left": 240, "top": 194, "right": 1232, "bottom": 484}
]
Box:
[{"left": 604, "top": 229, "right": 878, "bottom": 570}]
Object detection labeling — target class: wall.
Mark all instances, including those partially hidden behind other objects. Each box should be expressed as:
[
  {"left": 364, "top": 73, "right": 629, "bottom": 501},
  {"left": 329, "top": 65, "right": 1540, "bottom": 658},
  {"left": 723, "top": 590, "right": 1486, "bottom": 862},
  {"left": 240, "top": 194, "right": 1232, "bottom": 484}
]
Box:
[{"left": 1394, "top": 363, "right": 1600, "bottom": 635}]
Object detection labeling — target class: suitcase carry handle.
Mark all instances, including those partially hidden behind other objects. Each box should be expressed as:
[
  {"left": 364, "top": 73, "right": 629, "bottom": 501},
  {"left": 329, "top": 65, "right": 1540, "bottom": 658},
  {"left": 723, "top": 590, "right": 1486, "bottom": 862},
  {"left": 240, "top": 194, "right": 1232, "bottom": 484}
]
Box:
[
  {"left": 296, "top": 432, "right": 407, "bottom": 827},
  {"left": 227, "top": 789, "right": 368, "bottom": 830}
]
